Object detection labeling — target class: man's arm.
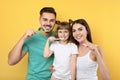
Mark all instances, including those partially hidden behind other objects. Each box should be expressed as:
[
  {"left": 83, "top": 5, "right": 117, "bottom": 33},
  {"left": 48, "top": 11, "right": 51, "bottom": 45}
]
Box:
[{"left": 8, "top": 29, "right": 36, "bottom": 65}]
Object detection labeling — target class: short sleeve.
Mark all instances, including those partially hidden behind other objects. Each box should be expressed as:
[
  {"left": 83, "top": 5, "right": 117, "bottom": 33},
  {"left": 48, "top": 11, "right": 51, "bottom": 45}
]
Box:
[
  {"left": 71, "top": 43, "right": 78, "bottom": 54},
  {"left": 50, "top": 42, "right": 55, "bottom": 52},
  {"left": 22, "top": 41, "right": 28, "bottom": 52}
]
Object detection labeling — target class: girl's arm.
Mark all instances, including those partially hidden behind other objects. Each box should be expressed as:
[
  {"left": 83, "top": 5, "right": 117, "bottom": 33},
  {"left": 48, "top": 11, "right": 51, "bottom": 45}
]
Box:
[
  {"left": 70, "top": 54, "right": 77, "bottom": 80},
  {"left": 43, "top": 37, "right": 55, "bottom": 58},
  {"left": 94, "top": 46, "right": 110, "bottom": 80}
]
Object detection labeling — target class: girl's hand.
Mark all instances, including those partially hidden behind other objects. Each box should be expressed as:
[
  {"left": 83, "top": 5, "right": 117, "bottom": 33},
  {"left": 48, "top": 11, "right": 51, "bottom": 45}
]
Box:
[{"left": 48, "top": 36, "right": 58, "bottom": 42}]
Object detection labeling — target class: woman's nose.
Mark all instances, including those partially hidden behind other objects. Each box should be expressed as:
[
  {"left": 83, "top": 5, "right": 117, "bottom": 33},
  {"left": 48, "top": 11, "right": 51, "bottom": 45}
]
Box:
[{"left": 76, "top": 30, "right": 80, "bottom": 35}]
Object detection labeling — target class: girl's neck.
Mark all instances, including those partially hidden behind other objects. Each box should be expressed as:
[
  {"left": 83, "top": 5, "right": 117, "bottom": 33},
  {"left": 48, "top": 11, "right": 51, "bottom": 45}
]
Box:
[{"left": 59, "top": 40, "right": 68, "bottom": 45}]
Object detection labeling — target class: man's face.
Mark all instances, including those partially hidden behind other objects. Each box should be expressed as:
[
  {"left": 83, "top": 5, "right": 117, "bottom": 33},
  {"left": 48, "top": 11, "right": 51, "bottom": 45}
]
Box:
[{"left": 39, "top": 12, "right": 56, "bottom": 33}]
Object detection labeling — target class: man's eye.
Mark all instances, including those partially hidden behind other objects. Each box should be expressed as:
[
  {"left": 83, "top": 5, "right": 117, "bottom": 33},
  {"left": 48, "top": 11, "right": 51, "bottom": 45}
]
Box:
[
  {"left": 50, "top": 19, "right": 55, "bottom": 22},
  {"left": 43, "top": 18, "right": 47, "bottom": 21},
  {"left": 43, "top": 19, "right": 47, "bottom": 21}
]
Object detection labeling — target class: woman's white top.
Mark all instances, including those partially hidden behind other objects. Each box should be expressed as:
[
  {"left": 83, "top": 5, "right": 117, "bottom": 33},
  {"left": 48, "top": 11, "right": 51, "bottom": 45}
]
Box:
[
  {"left": 50, "top": 42, "right": 78, "bottom": 79},
  {"left": 76, "top": 50, "right": 98, "bottom": 80}
]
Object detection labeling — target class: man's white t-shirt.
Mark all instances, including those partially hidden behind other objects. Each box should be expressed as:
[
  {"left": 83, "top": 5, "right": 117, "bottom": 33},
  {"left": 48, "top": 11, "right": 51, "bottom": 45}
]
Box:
[{"left": 50, "top": 41, "right": 78, "bottom": 79}]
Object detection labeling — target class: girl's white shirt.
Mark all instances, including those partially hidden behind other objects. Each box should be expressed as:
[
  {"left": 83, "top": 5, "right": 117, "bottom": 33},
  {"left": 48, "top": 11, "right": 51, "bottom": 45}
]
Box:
[{"left": 50, "top": 41, "right": 78, "bottom": 79}]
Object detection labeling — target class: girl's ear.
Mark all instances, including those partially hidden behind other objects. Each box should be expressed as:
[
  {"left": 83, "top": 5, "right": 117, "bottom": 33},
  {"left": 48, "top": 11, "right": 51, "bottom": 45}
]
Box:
[{"left": 56, "top": 20, "right": 61, "bottom": 24}]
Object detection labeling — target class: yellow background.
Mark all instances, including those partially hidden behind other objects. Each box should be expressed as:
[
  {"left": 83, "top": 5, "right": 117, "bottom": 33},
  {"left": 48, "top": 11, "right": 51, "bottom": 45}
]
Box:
[{"left": 0, "top": 0, "right": 120, "bottom": 80}]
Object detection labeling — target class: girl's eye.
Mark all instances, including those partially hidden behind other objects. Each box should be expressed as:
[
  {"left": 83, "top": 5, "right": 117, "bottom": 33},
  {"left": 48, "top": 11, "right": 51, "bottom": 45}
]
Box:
[
  {"left": 58, "top": 31, "right": 62, "bottom": 33},
  {"left": 64, "top": 31, "right": 69, "bottom": 33}
]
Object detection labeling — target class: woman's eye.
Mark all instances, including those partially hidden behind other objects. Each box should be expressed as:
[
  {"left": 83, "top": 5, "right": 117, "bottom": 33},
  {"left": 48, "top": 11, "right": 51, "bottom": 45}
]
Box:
[{"left": 78, "top": 28, "right": 83, "bottom": 31}]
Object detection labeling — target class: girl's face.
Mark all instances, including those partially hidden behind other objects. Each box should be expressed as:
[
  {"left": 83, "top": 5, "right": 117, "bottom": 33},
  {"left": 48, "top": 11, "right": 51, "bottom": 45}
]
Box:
[
  {"left": 57, "top": 29, "right": 70, "bottom": 41},
  {"left": 72, "top": 23, "right": 87, "bottom": 43}
]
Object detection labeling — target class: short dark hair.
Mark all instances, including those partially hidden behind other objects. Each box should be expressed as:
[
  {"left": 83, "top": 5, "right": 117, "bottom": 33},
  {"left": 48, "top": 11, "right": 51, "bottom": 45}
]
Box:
[{"left": 40, "top": 7, "right": 56, "bottom": 17}]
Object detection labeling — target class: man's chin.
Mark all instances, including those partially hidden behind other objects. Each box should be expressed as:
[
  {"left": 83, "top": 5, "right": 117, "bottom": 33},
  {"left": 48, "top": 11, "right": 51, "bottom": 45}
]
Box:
[
  {"left": 44, "top": 29, "right": 50, "bottom": 33},
  {"left": 45, "top": 30, "right": 52, "bottom": 33}
]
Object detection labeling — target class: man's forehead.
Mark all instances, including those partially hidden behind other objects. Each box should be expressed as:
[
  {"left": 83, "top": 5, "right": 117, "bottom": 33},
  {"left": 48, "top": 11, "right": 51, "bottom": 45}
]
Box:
[{"left": 41, "top": 13, "right": 55, "bottom": 18}]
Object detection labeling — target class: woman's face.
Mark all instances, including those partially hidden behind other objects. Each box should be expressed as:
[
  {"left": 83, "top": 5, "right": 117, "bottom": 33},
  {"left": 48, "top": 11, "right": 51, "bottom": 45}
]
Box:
[{"left": 72, "top": 23, "right": 87, "bottom": 43}]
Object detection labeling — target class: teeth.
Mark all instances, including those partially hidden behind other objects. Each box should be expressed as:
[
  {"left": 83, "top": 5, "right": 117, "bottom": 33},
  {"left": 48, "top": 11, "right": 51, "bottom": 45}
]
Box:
[
  {"left": 59, "top": 38, "right": 64, "bottom": 40},
  {"left": 76, "top": 35, "right": 81, "bottom": 39},
  {"left": 76, "top": 35, "right": 82, "bottom": 42},
  {"left": 44, "top": 26, "right": 51, "bottom": 32},
  {"left": 54, "top": 38, "right": 60, "bottom": 41}
]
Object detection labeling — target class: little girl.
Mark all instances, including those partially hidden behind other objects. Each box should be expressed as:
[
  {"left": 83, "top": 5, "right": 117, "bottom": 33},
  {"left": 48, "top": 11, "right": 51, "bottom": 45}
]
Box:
[{"left": 44, "top": 21, "right": 78, "bottom": 80}]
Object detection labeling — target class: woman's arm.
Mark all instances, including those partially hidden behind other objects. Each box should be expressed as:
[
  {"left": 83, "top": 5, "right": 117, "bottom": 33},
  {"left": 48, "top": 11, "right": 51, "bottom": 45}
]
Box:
[
  {"left": 70, "top": 54, "right": 77, "bottom": 80},
  {"left": 95, "top": 46, "right": 110, "bottom": 80}
]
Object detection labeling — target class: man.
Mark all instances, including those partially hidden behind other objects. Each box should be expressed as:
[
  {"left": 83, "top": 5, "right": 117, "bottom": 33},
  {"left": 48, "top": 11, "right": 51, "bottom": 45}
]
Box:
[{"left": 8, "top": 7, "right": 57, "bottom": 80}]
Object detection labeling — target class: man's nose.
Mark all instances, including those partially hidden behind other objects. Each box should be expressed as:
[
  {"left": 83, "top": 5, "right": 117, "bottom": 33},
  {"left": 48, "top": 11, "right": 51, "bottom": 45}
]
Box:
[{"left": 47, "top": 21, "right": 50, "bottom": 25}]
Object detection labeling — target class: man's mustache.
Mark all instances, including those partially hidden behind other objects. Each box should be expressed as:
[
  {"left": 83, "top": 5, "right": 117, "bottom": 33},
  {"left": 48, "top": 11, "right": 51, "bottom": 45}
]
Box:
[{"left": 44, "top": 25, "right": 52, "bottom": 28}]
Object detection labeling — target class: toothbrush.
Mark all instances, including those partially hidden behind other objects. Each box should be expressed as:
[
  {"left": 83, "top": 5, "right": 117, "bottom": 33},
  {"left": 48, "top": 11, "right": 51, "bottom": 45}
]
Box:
[
  {"left": 77, "top": 40, "right": 88, "bottom": 47},
  {"left": 54, "top": 38, "right": 64, "bottom": 41},
  {"left": 44, "top": 29, "right": 49, "bottom": 32}
]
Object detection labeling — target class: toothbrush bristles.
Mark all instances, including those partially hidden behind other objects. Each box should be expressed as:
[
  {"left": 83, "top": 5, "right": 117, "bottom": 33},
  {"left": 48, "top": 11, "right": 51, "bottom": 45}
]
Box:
[{"left": 82, "top": 44, "right": 88, "bottom": 47}]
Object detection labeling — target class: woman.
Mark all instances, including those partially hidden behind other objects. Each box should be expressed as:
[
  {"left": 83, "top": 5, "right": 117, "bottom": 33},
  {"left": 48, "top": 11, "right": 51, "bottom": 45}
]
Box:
[{"left": 71, "top": 19, "right": 110, "bottom": 80}]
